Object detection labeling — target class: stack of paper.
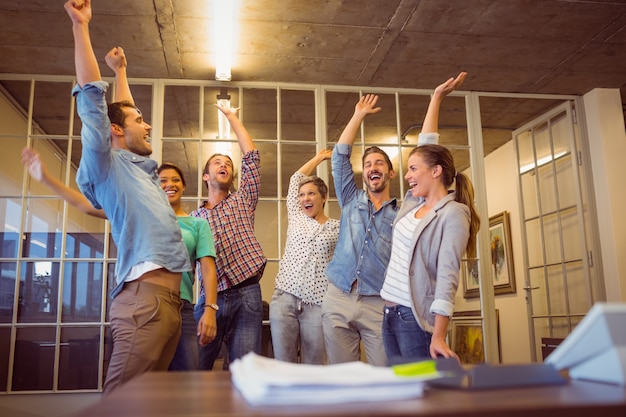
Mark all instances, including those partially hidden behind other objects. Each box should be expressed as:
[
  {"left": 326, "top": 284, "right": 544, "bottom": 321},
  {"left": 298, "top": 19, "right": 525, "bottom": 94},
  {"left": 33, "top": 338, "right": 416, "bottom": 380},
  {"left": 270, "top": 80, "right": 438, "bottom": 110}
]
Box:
[{"left": 230, "top": 352, "right": 442, "bottom": 406}]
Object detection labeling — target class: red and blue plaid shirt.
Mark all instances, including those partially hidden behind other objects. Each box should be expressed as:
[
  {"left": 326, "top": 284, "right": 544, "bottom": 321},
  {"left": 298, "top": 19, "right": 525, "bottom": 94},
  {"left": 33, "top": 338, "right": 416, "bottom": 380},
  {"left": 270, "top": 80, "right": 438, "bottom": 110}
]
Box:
[{"left": 191, "top": 150, "right": 266, "bottom": 293}]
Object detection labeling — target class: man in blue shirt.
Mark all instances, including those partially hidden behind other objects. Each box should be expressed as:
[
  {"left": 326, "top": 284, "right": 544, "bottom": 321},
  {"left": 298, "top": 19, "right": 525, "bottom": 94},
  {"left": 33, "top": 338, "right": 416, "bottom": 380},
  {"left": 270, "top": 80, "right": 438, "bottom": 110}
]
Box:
[
  {"left": 64, "top": 0, "right": 190, "bottom": 392},
  {"left": 322, "top": 94, "right": 398, "bottom": 366}
]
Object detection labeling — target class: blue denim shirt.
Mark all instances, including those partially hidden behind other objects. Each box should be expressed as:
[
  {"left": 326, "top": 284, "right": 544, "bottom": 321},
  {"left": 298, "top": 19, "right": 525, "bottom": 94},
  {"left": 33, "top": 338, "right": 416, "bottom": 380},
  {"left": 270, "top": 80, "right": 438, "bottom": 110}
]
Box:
[
  {"left": 324, "top": 143, "right": 398, "bottom": 295},
  {"left": 73, "top": 81, "right": 191, "bottom": 298}
]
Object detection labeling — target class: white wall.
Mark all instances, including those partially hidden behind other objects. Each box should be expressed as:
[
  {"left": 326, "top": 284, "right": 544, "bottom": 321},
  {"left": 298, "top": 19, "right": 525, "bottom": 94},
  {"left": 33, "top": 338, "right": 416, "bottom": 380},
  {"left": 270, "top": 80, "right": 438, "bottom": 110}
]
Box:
[{"left": 455, "top": 141, "right": 531, "bottom": 364}]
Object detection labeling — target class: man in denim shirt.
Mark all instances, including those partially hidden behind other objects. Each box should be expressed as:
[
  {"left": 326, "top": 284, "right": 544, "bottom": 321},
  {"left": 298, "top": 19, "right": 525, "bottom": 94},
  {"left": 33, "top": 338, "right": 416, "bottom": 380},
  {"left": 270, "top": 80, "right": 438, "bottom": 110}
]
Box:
[
  {"left": 322, "top": 94, "right": 398, "bottom": 366},
  {"left": 65, "top": 1, "right": 190, "bottom": 392}
]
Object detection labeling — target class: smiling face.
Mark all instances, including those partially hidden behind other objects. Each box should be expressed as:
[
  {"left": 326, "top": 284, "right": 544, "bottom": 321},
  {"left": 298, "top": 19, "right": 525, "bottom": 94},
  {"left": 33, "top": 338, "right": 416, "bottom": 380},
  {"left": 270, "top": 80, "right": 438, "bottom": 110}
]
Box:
[
  {"left": 405, "top": 152, "right": 437, "bottom": 199},
  {"left": 362, "top": 150, "right": 394, "bottom": 194},
  {"left": 202, "top": 154, "right": 234, "bottom": 191},
  {"left": 159, "top": 167, "right": 185, "bottom": 206},
  {"left": 299, "top": 182, "right": 327, "bottom": 220},
  {"left": 118, "top": 107, "right": 153, "bottom": 156}
]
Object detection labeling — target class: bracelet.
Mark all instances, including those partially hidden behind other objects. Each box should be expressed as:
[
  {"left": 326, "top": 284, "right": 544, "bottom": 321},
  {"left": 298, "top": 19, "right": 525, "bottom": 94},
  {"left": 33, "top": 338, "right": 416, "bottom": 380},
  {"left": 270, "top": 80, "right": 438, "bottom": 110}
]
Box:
[{"left": 204, "top": 303, "right": 219, "bottom": 311}]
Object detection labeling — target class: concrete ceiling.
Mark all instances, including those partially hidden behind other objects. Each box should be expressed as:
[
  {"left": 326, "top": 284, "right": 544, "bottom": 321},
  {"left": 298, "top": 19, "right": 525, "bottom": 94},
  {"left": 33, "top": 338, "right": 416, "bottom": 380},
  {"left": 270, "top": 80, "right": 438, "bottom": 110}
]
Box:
[{"left": 1, "top": 0, "right": 625, "bottom": 198}]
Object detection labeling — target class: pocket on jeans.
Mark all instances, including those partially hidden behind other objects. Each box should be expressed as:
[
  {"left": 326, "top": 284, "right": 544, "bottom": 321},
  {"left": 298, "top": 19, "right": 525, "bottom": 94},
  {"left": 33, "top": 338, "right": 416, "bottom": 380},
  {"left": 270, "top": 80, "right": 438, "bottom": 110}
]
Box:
[{"left": 397, "top": 307, "right": 417, "bottom": 324}]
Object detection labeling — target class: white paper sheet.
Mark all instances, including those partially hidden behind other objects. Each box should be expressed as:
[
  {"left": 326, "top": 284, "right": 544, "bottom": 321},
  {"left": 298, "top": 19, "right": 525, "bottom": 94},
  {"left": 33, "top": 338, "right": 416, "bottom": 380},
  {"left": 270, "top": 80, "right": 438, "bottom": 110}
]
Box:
[{"left": 230, "top": 352, "right": 441, "bottom": 406}]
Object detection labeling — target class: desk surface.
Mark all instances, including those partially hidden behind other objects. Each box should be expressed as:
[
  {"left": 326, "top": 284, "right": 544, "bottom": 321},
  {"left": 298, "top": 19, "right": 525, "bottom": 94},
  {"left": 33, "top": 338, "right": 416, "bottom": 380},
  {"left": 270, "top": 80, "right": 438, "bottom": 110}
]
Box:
[{"left": 74, "top": 370, "right": 626, "bottom": 417}]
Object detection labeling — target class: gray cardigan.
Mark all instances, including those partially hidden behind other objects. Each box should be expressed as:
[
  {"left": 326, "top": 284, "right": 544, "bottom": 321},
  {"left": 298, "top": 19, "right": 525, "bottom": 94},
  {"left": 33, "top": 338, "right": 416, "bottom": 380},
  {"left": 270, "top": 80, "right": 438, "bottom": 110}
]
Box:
[{"left": 394, "top": 191, "right": 470, "bottom": 333}]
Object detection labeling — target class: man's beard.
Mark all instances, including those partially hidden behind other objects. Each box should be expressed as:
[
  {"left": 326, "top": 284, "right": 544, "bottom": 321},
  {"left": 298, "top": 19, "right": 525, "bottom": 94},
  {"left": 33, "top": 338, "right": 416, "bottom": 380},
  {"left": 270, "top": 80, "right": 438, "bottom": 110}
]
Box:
[{"left": 365, "top": 173, "right": 390, "bottom": 193}]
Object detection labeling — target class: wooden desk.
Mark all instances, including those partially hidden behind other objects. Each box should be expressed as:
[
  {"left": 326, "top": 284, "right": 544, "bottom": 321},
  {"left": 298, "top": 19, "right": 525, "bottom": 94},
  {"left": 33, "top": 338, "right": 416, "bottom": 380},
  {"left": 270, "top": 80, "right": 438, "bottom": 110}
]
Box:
[{"left": 73, "top": 370, "right": 626, "bottom": 417}]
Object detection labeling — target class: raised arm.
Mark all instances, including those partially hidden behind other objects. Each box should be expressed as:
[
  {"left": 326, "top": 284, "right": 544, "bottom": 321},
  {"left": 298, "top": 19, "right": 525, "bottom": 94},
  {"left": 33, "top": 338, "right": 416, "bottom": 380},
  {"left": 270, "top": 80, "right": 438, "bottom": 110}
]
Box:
[
  {"left": 105, "top": 47, "right": 134, "bottom": 104},
  {"left": 64, "top": 0, "right": 101, "bottom": 87},
  {"left": 421, "top": 72, "right": 467, "bottom": 134},
  {"left": 21, "top": 147, "right": 107, "bottom": 219},
  {"left": 215, "top": 103, "right": 256, "bottom": 154},
  {"left": 337, "top": 94, "right": 381, "bottom": 146},
  {"left": 298, "top": 149, "right": 332, "bottom": 176}
]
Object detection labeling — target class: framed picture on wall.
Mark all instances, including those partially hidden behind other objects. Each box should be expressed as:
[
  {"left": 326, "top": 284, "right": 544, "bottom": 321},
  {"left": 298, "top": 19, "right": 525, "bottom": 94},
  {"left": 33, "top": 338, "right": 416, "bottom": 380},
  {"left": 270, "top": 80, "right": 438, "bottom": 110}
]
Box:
[
  {"left": 463, "top": 211, "right": 516, "bottom": 298},
  {"left": 450, "top": 310, "right": 501, "bottom": 364}
]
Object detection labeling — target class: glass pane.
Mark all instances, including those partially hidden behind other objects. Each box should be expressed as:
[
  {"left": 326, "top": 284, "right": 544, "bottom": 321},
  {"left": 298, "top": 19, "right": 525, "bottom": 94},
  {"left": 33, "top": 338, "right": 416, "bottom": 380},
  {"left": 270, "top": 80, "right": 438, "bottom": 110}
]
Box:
[
  {"left": 280, "top": 143, "right": 318, "bottom": 198},
  {"left": 326, "top": 91, "right": 359, "bottom": 143},
  {"left": 363, "top": 93, "right": 397, "bottom": 146},
  {"left": 532, "top": 317, "right": 549, "bottom": 361},
  {"left": 242, "top": 88, "right": 277, "bottom": 140},
  {"left": 65, "top": 221, "right": 106, "bottom": 258},
  {"left": 257, "top": 143, "right": 278, "bottom": 198},
  {"left": 203, "top": 87, "right": 241, "bottom": 140},
  {"left": 0, "top": 327, "right": 9, "bottom": 391},
  {"left": 255, "top": 201, "right": 279, "bottom": 259},
  {"left": 525, "top": 218, "right": 543, "bottom": 267},
  {"left": 550, "top": 111, "right": 571, "bottom": 158},
  {"left": 18, "top": 261, "right": 59, "bottom": 323},
  {"left": 58, "top": 327, "right": 101, "bottom": 390},
  {"left": 258, "top": 142, "right": 278, "bottom": 199},
  {"left": 537, "top": 163, "right": 557, "bottom": 214},
  {"left": 23, "top": 200, "right": 63, "bottom": 258},
  {"left": 565, "top": 261, "right": 590, "bottom": 316},
  {"left": 546, "top": 265, "right": 566, "bottom": 315},
  {"left": 542, "top": 213, "right": 561, "bottom": 265},
  {"left": 103, "top": 326, "right": 112, "bottom": 385},
  {"left": 127, "top": 84, "right": 153, "bottom": 131},
  {"left": 1, "top": 137, "right": 28, "bottom": 196},
  {"left": 520, "top": 171, "right": 539, "bottom": 219},
  {"left": 398, "top": 93, "right": 430, "bottom": 145},
  {"left": 281, "top": 89, "right": 315, "bottom": 141},
  {"left": 516, "top": 130, "right": 534, "bottom": 174},
  {"left": 279, "top": 200, "right": 288, "bottom": 258},
  {"left": 0, "top": 80, "right": 30, "bottom": 136},
  {"left": 108, "top": 233, "right": 117, "bottom": 259},
  {"left": 554, "top": 154, "right": 576, "bottom": 209},
  {"left": 62, "top": 262, "right": 104, "bottom": 323},
  {"left": 32, "top": 81, "right": 74, "bottom": 136},
  {"left": 561, "top": 207, "right": 583, "bottom": 262},
  {"left": 0, "top": 199, "right": 21, "bottom": 257},
  {"left": 550, "top": 316, "right": 570, "bottom": 339},
  {"left": 162, "top": 140, "right": 201, "bottom": 197},
  {"left": 13, "top": 326, "right": 56, "bottom": 391},
  {"left": 0, "top": 262, "right": 17, "bottom": 323},
  {"left": 163, "top": 85, "right": 200, "bottom": 138},
  {"left": 328, "top": 200, "right": 340, "bottom": 222},
  {"left": 529, "top": 268, "right": 547, "bottom": 316}
]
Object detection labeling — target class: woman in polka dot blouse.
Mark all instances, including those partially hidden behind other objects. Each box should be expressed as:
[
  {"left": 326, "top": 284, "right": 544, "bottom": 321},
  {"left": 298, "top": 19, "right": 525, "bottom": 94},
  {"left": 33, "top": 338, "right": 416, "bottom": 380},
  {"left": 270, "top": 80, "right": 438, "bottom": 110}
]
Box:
[{"left": 269, "top": 149, "right": 340, "bottom": 364}]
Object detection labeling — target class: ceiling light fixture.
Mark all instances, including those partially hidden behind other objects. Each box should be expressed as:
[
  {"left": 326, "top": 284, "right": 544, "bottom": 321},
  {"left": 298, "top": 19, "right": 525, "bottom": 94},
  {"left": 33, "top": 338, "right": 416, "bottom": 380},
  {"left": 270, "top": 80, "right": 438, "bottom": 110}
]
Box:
[
  {"left": 217, "top": 88, "right": 232, "bottom": 139},
  {"left": 214, "top": 0, "right": 235, "bottom": 81}
]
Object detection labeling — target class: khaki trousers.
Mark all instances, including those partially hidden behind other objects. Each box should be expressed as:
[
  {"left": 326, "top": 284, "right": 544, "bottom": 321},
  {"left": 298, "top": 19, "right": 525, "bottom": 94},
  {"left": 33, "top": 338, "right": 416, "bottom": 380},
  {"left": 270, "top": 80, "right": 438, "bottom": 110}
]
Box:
[{"left": 103, "top": 280, "right": 182, "bottom": 393}]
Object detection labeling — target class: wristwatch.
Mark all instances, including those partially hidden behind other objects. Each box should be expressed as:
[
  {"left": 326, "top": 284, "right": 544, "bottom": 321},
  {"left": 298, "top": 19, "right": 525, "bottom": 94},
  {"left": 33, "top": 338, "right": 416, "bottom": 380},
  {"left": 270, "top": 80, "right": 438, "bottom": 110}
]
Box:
[{"left": 205, "top": 303, "right": 219, "bottom": 311}]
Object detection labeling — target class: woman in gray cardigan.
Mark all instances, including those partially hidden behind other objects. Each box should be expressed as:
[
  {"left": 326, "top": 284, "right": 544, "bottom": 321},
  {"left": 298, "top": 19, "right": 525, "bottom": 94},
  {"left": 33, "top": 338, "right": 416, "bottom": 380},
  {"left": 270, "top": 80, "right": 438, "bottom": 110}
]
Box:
[{"left": 380, "top": 73, "right": 480, "bottom": 361}]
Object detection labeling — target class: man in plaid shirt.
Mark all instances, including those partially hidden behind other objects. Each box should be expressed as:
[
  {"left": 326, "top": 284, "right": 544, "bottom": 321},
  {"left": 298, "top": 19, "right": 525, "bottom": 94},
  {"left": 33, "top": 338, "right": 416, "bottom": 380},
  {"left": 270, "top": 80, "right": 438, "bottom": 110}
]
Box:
[{"left": 191, "top": 103, "right": 266, "bottom": 370}]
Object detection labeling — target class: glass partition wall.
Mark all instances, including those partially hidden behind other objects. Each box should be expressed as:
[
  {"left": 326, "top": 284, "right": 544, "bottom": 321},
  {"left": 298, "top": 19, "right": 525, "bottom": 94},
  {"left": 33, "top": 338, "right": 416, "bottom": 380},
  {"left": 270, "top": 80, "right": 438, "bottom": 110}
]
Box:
[{"left": 0, "top": 74, "right": 601, "bottom": 393}]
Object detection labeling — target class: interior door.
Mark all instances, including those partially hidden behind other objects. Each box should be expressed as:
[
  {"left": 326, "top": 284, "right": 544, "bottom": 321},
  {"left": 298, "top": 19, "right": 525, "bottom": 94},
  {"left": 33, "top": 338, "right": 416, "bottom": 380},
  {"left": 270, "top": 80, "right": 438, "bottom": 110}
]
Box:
[{"left": 513, "top": 101, "right": 594, "bottom": 361}]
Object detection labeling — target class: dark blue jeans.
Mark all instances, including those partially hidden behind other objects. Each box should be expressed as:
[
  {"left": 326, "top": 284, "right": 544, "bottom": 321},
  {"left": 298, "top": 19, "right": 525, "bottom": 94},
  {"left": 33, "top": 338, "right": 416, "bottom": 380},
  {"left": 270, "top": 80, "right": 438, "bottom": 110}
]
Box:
[
  {"left": 169, "top": 300, "right": 199, "bottom": 370},
  {"left": 194, "top": 283, "right": 262, "bottom": 370},
  {"left": 382, "top": 304, "right": 432, "bottom": 362}
]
